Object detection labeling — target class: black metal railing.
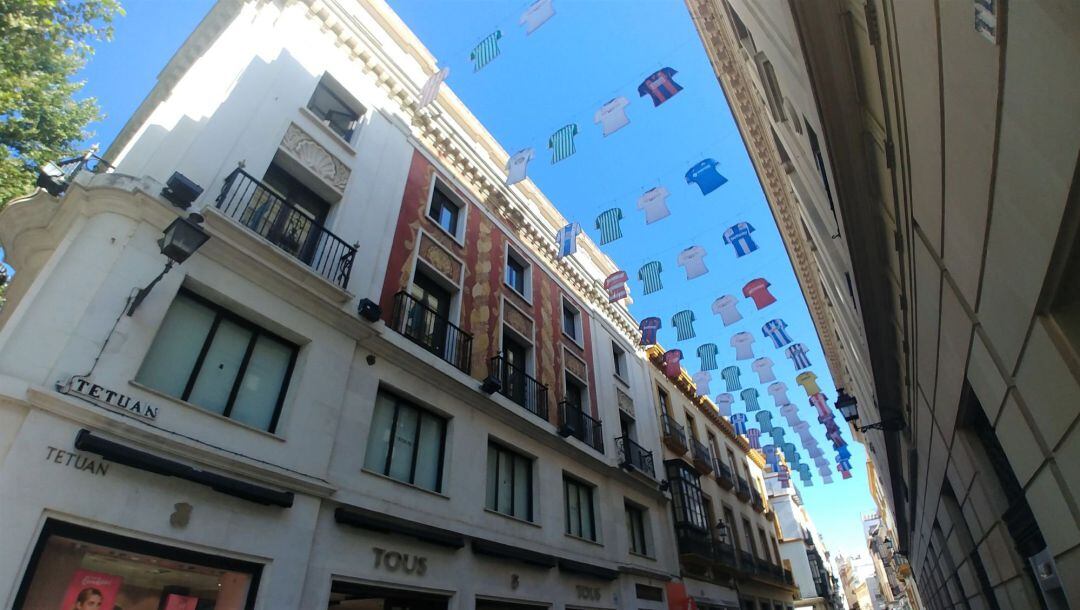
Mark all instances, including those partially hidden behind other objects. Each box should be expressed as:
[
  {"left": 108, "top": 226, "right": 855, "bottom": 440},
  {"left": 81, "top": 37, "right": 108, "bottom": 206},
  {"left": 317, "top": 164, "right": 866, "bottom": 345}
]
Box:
[
  {"left": 660, "top": 414, "right": 688, "bottom": 453},
  {"left": 675, "top": 526, "right": 713, "bottom": 560},
  {"left": 389, "top": 291, "right": 472, "bottom": 373},
  {"left": 751, "top": 488, "right": 765, "bottom": 512},
  {"left": 714, "top": 539, "right": 739, "bottom": 570},
  {"left": 714, "top": 459, "right": 735, "bottom": 489},
  {"left": 36, "top": 148, "right": 114, "bottom": 196},
  {"left": 736, "top": 476, "right": 752, "bottom": 501},
  {"left": 690, "top": 439, "right": 714, "bottom": 474},
  {"left": 616, "top": 436, "right": 654, "bottom": 477},
  {"left": 558, "top": 401, "right": 603, "bottom": 453},
  {"left": 489, "top": 355, "right": 548, "bottom": 420},
  {"left": 215, "top": 168, "right": 356, "bottom": 289},
  {"left": 738, "top": 550, "right": 756, "bottom": 573}
]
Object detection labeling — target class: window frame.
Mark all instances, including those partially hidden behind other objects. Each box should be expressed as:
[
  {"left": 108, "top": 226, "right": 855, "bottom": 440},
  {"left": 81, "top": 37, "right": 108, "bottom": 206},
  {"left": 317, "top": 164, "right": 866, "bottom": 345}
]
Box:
[
  {"left": 135, "top": 288, "right": 298, "bottom": 433},
  {"left": 625, "top": 501, "right": 649, "bottom": 556},
  {"left": 504, "top": 244, "right": 533, "bottom": 301},
  {"left": 657, "top": 387, "right": 671, "bottom": 416},
  {"left": 363, "top": 389, "right": 448, "bottom": 493},
  {"left": 611, "top": 341, "right": 627, "bottom": 381},
  {"left": 427, "top": 180, "right": 466, "bottom": 242},
  {"left": 306, "top": 74, "right": 364, "bottom": 144},
  {"left": 485, "top": 441, "right": 534, "bottom": 522},
  {"left": 561, "top": 298, "right": 582, "bottom": 344},
  {"left": 564, "top": 475, "right": 598, "bottom": 541}
]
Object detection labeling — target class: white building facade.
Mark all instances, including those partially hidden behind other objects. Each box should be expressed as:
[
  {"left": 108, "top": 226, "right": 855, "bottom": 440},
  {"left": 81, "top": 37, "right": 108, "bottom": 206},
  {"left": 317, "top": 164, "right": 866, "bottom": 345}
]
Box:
[{"left": 763, "top": 473, "right": 841, "bottom": 610}]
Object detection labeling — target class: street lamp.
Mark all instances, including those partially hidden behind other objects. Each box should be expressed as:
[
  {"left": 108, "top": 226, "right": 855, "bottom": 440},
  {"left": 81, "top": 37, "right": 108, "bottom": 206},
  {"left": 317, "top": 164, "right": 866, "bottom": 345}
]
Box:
[
  {"left": 127, "top": 214, "right": 210, "bottom": 316},
  {"left": 834, "top": 389, "right": 906, "bottom": 433},
  {"left": 716, "top": 519, "right": 731, "bottom": 545}
]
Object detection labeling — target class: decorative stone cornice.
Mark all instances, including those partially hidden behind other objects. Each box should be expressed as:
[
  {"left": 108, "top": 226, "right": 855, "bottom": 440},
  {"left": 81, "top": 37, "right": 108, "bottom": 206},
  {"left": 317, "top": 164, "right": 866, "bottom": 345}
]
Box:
[{"left": 684, "top": 0, "right": 845, "bottom": 383}]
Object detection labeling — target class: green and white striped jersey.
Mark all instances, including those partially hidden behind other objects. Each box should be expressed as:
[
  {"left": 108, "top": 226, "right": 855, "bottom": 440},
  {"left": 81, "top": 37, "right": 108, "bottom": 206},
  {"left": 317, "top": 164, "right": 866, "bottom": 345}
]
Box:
[
  {"left": 470, "top": 31, "right": 503, "bottom": 71},
  {"left": 548, "top": 124, "right": 579, "bottom": 163},
  {"left": 595, "top": 208, "right": 624, "bottom": 244}
]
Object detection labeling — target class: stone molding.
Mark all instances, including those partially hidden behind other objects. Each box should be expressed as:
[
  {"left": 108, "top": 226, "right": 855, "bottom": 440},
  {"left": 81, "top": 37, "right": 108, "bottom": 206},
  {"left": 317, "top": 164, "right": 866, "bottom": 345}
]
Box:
[{"left": 279, "top": 122, "right": 351, "bottom": 193}]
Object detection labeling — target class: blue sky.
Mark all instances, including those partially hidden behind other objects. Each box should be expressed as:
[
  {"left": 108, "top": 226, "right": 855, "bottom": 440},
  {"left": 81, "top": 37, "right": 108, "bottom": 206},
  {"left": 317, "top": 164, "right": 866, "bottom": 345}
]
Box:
[{"left": 68, "top": 0, "right": 875, "bottom": 558}]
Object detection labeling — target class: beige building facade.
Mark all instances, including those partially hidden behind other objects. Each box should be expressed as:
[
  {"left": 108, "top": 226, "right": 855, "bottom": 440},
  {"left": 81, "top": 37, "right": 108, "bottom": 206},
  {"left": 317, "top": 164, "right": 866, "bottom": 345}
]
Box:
[{"left": 685, "top": 0, "right": 1080, "bottom": 608}]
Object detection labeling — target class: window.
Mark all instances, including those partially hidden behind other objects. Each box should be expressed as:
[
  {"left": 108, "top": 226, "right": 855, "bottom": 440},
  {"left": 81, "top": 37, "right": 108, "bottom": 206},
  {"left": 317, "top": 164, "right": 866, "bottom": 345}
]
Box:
[
  {"left": 636, "top": 584, "right": 664, "bottom": 601},
  {"left": 742, "top": 518, "right": 757, "bottom": 556},
  {"left": 136, "top": 290, "right": 297, "bottom": 432},
  {"left": 331, "top": 582, "right": 448, "bottom": 609},
  {"left": 428, "top": 184, "right": 461, "bottom": 237},
  {"left": 666, "top": 460, "right": 708, "bottom": 531},
  {"left": 505, "top": 247, "right": 530, "bottom": 298},
  {"left": 625, "top": 502, "right": 648, "bottom": 555},
  {"left": 723, "top": 506, "right": 739, "bottom": 548},
  {"left": 727, "top": 448, "right": 739, "bottom": 474},
  {"left": 756, "top": 57, "right": 787, "bottom": 122},
  {"left": 486, "top": 442, "right": 533, "bottom": 521},
  {"left": 564, "top": 476, "right": 597, "bottom": 541},
  {"left": 564, "top": 373, "right": 586, "bottom": 409},
  {"left": 1048, "top": 202, "right": 1080, "bottom": 353},
  {"left": 612, "top": 342, "right": 627, "bottom": 378},
  {"left": 657, "top": 387, "right": 671, "bottom": 415},
  {"left": 307, "top": 76, "right": 362, "bottom": 142},
  {"left": 363, "top": 389, "right": 447, "bottom": 492},
  {"left": 771, "top": 536, "right": 782, "bottom": 565},
  {"left": 562, "top": 300, "right": 580, "bottom": 341},
  {"left": 260, "top": 161, "right": 332, "bottom": 262},
  {"left": 758, "top": 527, "right": 772, "bottom": 561},
  {"left": 684, "top": 412, "right": 698, "bottom": 441}
]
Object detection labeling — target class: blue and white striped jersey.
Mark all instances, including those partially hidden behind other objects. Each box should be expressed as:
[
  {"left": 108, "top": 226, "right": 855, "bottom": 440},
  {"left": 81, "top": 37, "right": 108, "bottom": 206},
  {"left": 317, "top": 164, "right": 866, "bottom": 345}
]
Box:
[
  {"left": 740, "top": 388, "right": 761, "bottom": 412},
  {"left": 761, "top": 319, "right": 792, "bottom": 348},
  {"left": 785, "top": 343, "right": 812, "bottom": 370},
  {"left": 696, "top": 343, "right": 719, "bottom": 370},
  {"left": 548, "top": 124, "right": 578, "bottom": 164},
  {"left": 555, "top": 223, "right": 581, "bottom": 259},
  {"left": 671, "top": 310, "right": 696, "bottom": 341},
  {"left": 729, "top": 413, "right": 747, "bottom": 435},
  {"left": 721, "top": 366, "right": 741, "bottom": 391},
  {"left": 723, "top": 222, "right": 758, "bottom": 257},
  {"left": 595, "top": 208, "right": 623, "bottom": 245},
  {"left": 638, "top": 261, "right": 663, "bottom": 294},
  {"left": 470, "top": 31, "right": 502, "bottom": 71}
]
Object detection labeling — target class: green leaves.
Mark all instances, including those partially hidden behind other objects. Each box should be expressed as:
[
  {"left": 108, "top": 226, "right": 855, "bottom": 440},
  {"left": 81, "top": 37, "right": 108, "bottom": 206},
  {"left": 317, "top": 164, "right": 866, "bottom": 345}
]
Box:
[{"left": 0, "top": 0, "right": 122, "bottom": 204}]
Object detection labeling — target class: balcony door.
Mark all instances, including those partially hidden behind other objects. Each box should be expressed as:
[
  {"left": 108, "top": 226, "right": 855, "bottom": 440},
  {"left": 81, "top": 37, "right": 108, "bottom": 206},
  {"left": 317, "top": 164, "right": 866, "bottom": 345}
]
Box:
[
  {"left": 409, "top": 270, "right": 452, "bottom": 357},
  {"left": 261, "top": 162, "right": 331, "bottom": 263},
  {"left": 502, "top": 332, "right": 530, "bottom": 407}
]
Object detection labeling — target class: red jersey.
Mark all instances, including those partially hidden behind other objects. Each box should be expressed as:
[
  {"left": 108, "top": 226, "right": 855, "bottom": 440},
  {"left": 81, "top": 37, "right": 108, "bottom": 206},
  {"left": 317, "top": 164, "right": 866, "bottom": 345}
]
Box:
[
  {"left": 662, "top": 349, "right": 683, "bottom": 378},
  {"left": 743, "top": 278, "right": 776, "bottom": 310}
]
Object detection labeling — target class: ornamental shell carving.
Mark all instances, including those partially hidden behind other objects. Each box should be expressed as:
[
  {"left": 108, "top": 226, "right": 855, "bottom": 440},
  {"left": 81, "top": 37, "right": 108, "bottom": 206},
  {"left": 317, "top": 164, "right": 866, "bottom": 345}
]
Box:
[{"left": 280, "top": 123, "right": 351, "bottom": 193}]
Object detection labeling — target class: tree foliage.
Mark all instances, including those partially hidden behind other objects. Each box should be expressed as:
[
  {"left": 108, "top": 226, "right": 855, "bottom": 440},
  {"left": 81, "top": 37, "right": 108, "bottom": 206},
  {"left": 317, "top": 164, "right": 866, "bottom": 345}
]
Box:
[{"left": 0, "top": 0, "right": 122, "bottom": 205}]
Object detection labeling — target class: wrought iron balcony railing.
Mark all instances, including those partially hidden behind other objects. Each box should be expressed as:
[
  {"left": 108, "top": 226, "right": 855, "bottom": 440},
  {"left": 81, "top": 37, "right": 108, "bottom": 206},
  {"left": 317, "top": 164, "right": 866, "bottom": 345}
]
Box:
[
  {"left": 690, "top": 439, "right": 714, "bottom": 475},
  {"left": 738, "top": 550, "right": 756, "bottom": 574},
  {"left": 616, "top": 436, "right": 654, "bottom": 477},
  {"left": 751, "top": 488, "right": 766, "bottom": 512},
  {"left": 660, "top": 414, "right": 688, "bottom": 454},
  {"left": 489, "top": 355, "right": 548, "bottom": 421},
  {"left": 389, "top": 291, "right": 473, "bottom": 373},
  {"left": 714, "top": 459, "right": 735, "bottom": 489},
  {"left": 215, "top": 168, "right": 357, "bottom": 289},
  {"left": 736, "top": 476, "right": 752, "bottom": 501},
  {"left": 558, "top": 401, "right": 604, "bottom": 453}
]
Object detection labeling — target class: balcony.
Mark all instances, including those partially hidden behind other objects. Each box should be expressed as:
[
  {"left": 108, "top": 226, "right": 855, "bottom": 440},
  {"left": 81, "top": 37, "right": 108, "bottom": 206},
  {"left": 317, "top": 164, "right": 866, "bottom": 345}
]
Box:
[
  {"left": 389, "top": 291, "right": 473, "bottom": 373},
  {"left": 751, "top": 488, "right": 765, "bottom": 512},
  {"left": 738, "top": 550, "right": 756, "bottom": 574},
  {"left": 714, "top": 460, "right": 735, "bottom": 490},
  {"left": 736, "top": 477, "right": 752, "bottom": 501},
  {"left": 489, "top": 356, "right": 549, "bottom": 421},
  {"left": 215, "top": 168, "right": 357, "bottom": 289},
  {"left": 558, "top": 401, "right": 604, "bottom": 453},
  {"left": 660, "top": 414, "right": 688, "bottom": 455},
  {"left": 616, "top": 436, "right": 655, "bottom": 477},
  {"left": 785, "top": 569, "right": 795, "bottom": 586},
  {"left": 690, "top": 439, "right": 713, "bottom": 475},
  {"left": 675, "top": 525, "right": 713, "bottom": 569}
]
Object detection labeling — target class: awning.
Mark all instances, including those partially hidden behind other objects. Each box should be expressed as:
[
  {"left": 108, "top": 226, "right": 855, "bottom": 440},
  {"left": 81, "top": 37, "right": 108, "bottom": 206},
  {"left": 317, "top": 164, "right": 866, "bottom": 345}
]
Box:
[{"left": 334, "top": 505, "right": 466, "bottom": 549}]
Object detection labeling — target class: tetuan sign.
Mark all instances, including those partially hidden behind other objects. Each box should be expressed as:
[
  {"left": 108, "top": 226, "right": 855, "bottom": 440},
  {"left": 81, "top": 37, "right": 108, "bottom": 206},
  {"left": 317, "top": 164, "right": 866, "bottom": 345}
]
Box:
[{"left": 58, "top": 376, "right": 159, "bottom": 420}]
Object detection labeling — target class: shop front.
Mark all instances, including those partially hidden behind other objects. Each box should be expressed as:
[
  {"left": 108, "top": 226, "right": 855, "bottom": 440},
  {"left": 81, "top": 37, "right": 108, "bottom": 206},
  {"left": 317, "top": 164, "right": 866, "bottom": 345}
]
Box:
[{"left": 666, "top": 578, "right": 740, "bottom": 610}]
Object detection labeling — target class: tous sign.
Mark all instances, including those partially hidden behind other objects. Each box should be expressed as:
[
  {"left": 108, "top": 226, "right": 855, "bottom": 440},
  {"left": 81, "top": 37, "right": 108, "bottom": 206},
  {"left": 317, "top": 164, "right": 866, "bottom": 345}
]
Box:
[{"left": 373, "top": 547, "right": 427, "bottom": 576}]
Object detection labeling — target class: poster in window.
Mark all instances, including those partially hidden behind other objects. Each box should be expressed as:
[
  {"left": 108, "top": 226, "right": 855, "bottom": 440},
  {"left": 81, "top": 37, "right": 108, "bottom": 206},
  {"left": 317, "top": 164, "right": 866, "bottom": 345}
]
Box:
[
  {"left": 163, "top": 593, "right": 202, "bottom": 610},
  {"left": 59, "top": 569, "right": 122, "bottom": 610}
]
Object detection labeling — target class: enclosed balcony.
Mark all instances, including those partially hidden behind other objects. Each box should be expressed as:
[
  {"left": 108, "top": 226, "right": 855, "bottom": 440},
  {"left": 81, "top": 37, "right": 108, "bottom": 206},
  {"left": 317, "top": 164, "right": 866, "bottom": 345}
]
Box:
[
  {"left": 660, "top": 414, "right": 688, "bottom": 455},
  {"left": 558, "top": 401, "right": 604, "bottom": 453},
  {"left": 215, "top": 168, "right": 357, "bottom": 289},
  {"left": 616, "top": 436, "right": 655, "bottom": 477},
  {"left": 389, "top": 291, "right": 473, "bottom": 373},
  {"left": 489, "top": 355, "right": 548, "bottom": 421},
  {"left": 714, "top": 460, "right": 735, "bottom": 490},
  {"left": 690, "top": 439, "right": 713, "bottom": 475}
]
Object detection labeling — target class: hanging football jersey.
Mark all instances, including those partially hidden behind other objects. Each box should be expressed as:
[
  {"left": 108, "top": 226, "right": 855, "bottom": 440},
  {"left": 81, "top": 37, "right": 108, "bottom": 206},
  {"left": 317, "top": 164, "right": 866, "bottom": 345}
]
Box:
[
  {"left": 638, "top": 67, "right": 683, "bottom": 106},
  {"left": 470, "top": 31, "right": 502, "bottom": 71},
  {"left": 638, "top": 261, "right": 663, "bottom": 294},
  {"left": 767, "top": 381, "right": 790, "bottom": 406},
  {"left": 662, "top": 349, "right": 683, "bottom": 378},
  {"left": 671, "top": 309, "right": 696, "bottom": 341},
  {"left": 604, "top": 271, "right": 629, "bottom": 302},
  {"left": 722, "top": 222, "right": 758, "bottom": 257},
  {"left": 729, "top": 413, "right": 747, "bottom": 435},
  {"left": 797, "top": 372, "right": 822, "bottom": 397},
  {"left": 751, "top": 357, "right": 776, "bottom": 384},
  {"left": 637, "top": 187, "right": 671, "bottom": 224},
  {"left": 778, "top": 464, "right": 791, "bottom": 488},
  {"left": 696, "top": 343, "right": 719, "bottom": 371},
  {"left": 638, "top": 317, "right": 661, "bottom": 346},
  {"left": 730, "top": 331, "right": 755, "bottom": 360},
  {"left": 742, "top": 278, "right": 777, "bottom": 309},
  {"left": 692, "top": 371, "right": 712, "bottom": 396},
  {"left": 710, "top": 294, "right": 742, "bottom": 326},
  {"left": 780, "top": 403, "right": 801, "bottom": 426},
  {"left": 418, "top": 66, "right": 450, "bottom": 109},
  {"left": 746, "top": 427, "right": 762, "bottom": 449},
  {"left": 555, "top": 222, "right": 581, "bottom": 258},
  {"left": 685, "top": 158, "right": 728, "bottom": 195},
  {"left": 792, "top": 420, "right": 812, "bottom": 441},
  {"left": 761, "top": 318, "right": 793, "bottom": 348},
  {"left": 836, "top": 446, "right": 852, "bottom": 461},
  {"left": 720, "top": 365, "right": 741, "bottom": 392},
  {"left": 769, "top": 426, "right": 787, "bottom": 446},
  {"left": 548, "top": 124, "right": 578, "bottom": 163},
  {"left": 814, "top": 455, "right": 830, "bottom": 468},
  {"left": 785, "top": 342, "right": 812, "bottom": 369},
  {"left": 594, "top": 96, "right": 630, "bottom": 136},
  {"left": 519, "top": 0, "right": 554, "bottom": 34},
  {"left": 595, "top": 208, "right": 623, "bottom": 244},
  {"left": 754, "top": 410, "right": 773, "bottom": 433},
  {"left": 714, "top": 393, "right": 734, "bottom": 416},
  {"left": 740, "top": 388, "right": 761, "bottom": 412},
  {"left": 676, "top": 245, "right": 708, "bottom": 279},
  {"left": 506, "top": 148, "right": 534, "bottom": 186}
]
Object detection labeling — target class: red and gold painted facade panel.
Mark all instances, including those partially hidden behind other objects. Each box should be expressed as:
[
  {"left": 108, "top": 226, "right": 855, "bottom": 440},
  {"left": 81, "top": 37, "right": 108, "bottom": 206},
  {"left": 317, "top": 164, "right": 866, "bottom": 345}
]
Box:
[{"left": 380, "top": 150, "right": 600, "bottom": 420}]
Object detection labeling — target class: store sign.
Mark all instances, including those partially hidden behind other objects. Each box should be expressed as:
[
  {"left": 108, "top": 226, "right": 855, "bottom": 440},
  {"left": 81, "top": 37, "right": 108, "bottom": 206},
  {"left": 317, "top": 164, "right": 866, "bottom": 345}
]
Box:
[
  {"left": 58, "top": 376, "right": 159, "bottom": 420},
  {"left": 46, "top": 446, "right": 109, "bottom": 476},
  {"left": 576, "top": 586, "right": 601, "bottom": 601},
  {"left": 373, "top": 547, "right": 427, "bottom": 576}
]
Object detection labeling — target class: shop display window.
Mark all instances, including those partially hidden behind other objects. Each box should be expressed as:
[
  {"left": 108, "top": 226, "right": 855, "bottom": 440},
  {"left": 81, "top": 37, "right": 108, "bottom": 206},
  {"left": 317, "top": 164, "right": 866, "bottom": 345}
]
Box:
[
  {"left": 475, "top": 601, "right": 547, "bottom": 610},
  {"left": 328, "top": 581, "right": 449, "bottom": 610},
  {"left": 15, "top": 520, "right": 261, "bottom": 610}
]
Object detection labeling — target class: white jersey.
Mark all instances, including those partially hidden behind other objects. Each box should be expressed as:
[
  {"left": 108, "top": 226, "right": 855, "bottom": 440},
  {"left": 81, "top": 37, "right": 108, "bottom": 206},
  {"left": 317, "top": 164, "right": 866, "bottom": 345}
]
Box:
[
  {"left": 594, "top": 96, "right": 630, "bottom": 136},
  {"left": 780, "top": 403, "right": 801, "bottom": 426},
  {"left": 711, "top": 294, "right": 742, "bottom": 326},
  {"left": 730, "top": 331, "right": 755, "bottom": 360},
  {"left": 768, "top": 382, "right": 790, "bottom": 406},
  {"left": 418, "top": 67, "right": 450, "bottom": 109},
  {"left": 692, "top": 371, "right": 712, "bottom": 396},
  {"left": 751, "top": 357, "right": 776, "bottom": 384},
  {"left": 637, "top": 187, "right": 671, "bottom": 224},
  {"left": 519, "top": 0, "right": 555, "bottom": 34},
  {"left": 506, "top": 148, "right": 535, "bottom": 186},
  {"left": 677, "top": 245, "right": 708, "bottom": 279},
  {"left": 714, "top": 393, "right": 734, "bottom": 417}
]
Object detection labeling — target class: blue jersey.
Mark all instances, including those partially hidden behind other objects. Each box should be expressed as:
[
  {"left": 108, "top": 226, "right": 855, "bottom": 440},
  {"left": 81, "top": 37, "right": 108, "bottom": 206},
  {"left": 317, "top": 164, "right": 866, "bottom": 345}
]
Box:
[
  {"left": 672, "top": 310, "right": 696, "bottom": 341},
  {"left": 723, "top": 222, "right": 758, "bottom": 257},
  {"left": 638, "top": 67, "right": 683, "bottom": 106},
  {"left": 685, "top": 158, "right": 728, "bottom": 195},
  {"left": 556, "top": 222, "right": 581, "bottom": 258},
  {"left": 785, "top": 342, "right": 812, "bottom": 369},
  {"left": 761, "top": 318, "right": 792, "bottom": 348},
  {"left": 638, "top": 261, "right": 663, "bottom": 294},
  {"left": 638, "top": 317, "right": 661, "bottom": 346},
  {"left": 729, "top": 413, "right": 747, "bottom": 435}
]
